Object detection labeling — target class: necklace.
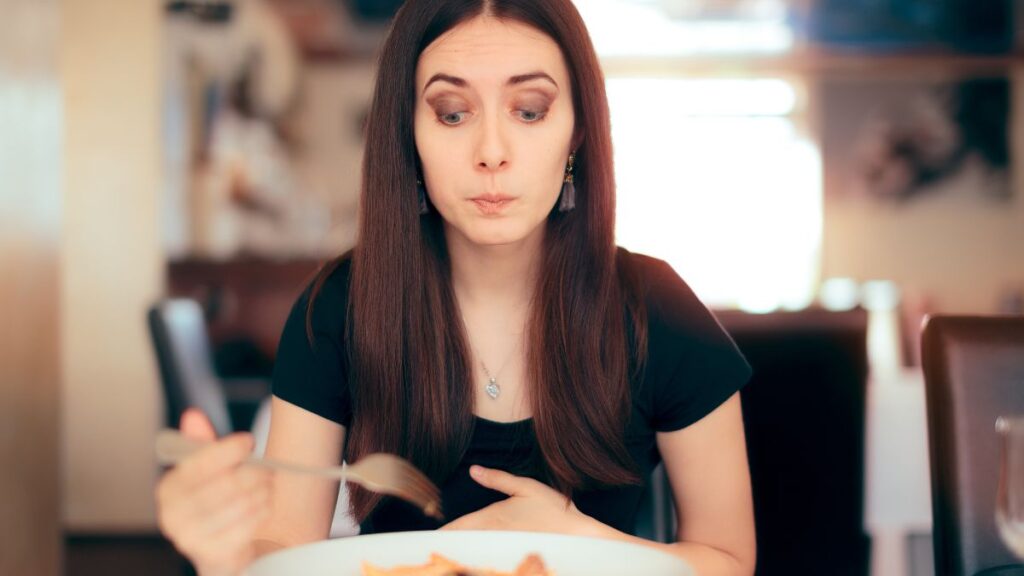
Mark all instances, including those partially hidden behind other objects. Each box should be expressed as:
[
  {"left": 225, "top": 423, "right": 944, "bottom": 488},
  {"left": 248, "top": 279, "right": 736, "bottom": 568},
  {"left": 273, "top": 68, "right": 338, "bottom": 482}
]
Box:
[
  {"left": 475, "top": 339, "right": 521, "bottom": 401},
  {"left": 480, "top": 361, "right": 503, "bottom": 400}
]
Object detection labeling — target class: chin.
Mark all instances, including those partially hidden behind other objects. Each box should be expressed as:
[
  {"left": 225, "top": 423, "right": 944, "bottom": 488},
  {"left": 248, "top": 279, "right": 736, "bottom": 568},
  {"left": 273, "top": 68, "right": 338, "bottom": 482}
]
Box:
[
  {"left": 466, "top": 230, "right": 527, "bottom": 247},
  {"left": 463, "top": 220, "right": 540, "bottom": 247}
]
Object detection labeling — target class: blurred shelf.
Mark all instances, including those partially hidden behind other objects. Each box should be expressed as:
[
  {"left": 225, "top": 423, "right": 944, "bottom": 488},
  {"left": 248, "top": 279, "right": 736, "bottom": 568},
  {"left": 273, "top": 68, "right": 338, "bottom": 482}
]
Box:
[
  {"left": 167, "top": 257, "right": 325, "bottom": 360},
  {"left": 601, "top": 48, "right": 1024, "bottom": 79}
]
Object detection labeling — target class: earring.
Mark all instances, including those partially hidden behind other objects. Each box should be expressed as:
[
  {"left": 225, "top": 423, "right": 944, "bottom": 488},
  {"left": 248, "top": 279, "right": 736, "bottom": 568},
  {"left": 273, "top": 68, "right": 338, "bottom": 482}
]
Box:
[
  {"left": 558, "top": 152, "right": 576, "bottom": 212},
  {"left": 417, "top": 178, "right": 429, "bottom": 215}
]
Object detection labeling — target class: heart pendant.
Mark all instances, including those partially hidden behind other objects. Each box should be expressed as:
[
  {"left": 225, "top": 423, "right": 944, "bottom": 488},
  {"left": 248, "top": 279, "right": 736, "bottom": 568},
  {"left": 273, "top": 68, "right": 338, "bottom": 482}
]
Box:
[{"left": 485, "top": 378, "right": 501, "bottom": 400}]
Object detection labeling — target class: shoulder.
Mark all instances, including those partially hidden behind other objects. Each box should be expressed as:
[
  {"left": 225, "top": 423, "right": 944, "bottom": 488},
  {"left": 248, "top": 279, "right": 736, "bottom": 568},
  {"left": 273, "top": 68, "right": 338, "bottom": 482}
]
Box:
[
  {"left": 618, "top": 247, "right": 749, "bottom": 378},
  {"left": 273, "top": 254, "right": 354, "bottom": 426},
  {"left": 618, "top": 248, "right": 752, "bottom": 430},
  {"left": 617, "top": 247, "right": 708, "bottom": 331},
  {"left": 293, "top": 254, "right": 353, "bottom": 337}
]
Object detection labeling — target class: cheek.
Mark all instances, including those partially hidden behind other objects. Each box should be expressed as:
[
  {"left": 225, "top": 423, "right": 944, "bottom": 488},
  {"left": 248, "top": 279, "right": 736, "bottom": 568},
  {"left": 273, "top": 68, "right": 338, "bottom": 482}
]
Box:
[
  {"left": 531, "top": 118, "right": 575, "bottom": 187},
  {"left": 524, "top": 141, "right": 571, "bottom": 193}
]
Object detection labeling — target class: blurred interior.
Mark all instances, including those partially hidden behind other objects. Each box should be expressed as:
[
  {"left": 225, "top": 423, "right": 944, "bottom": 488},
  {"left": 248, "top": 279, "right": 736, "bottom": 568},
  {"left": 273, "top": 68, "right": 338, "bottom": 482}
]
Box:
[{"left": 2, "top": 0, "right": 1023, "bottom": 574}]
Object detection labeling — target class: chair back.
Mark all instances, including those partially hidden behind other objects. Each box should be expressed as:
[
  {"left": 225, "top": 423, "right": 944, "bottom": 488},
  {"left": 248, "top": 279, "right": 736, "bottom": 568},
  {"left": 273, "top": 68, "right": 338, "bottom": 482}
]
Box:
[
  {"left": 727, "top": 308, "right": 871, "bottom": 576},
  {"left": 922, "top": 315, "right": 1024, "bottom": 576},
  {"left": 637, "top": 308, "right": 871, "bottom": 575},
  {"left": 148, "top": 299, "right": 233, "bottom": 437}
]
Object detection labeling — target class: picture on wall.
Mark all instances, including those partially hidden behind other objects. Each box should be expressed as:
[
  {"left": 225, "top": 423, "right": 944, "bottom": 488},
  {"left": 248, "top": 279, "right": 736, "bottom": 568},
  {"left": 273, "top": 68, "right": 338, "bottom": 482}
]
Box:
[{"left": 821, "top": 75, "right": 1010, "bottom": 203}]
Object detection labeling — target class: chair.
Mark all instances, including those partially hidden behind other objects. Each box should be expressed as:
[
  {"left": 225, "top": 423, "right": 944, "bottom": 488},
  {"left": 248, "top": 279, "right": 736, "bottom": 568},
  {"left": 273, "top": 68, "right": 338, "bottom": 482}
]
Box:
[
  {"left": 633, "top": 462, "right": 675, "bottom": 543},
  {"left": 149, "top": 299, "right": 233, "bottom": 437},
  {"left": 725, "top": 308, "right": 871, "bottom": 576},
  {"left": 636, "top": 308, "right": 871, "bottom": 575},
  {"left": 921, "top": 315, "right": 1024, "bottom": 576},
  {"left": 148, "top": 298, "right": 268, "bottom": 436}
]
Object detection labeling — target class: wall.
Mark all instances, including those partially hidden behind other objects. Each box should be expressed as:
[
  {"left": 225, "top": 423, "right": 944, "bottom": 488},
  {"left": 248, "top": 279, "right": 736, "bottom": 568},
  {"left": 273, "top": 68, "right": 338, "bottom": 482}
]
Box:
[
  {"left": 820, "top": 70, "right": 1024, "bottom": 315},
  {"left": 60, "top": 0, "right": 165, "bottom": 530},
  {"left": 0, "top": 0, "right": 62, "bottom": 571}
]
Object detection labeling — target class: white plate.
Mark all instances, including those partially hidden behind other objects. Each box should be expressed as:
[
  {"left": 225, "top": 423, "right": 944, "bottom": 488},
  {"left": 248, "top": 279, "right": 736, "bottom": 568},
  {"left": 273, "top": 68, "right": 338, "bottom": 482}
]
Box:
[{"left": 245, "top": 530, "right": 693, "bottom": 576}]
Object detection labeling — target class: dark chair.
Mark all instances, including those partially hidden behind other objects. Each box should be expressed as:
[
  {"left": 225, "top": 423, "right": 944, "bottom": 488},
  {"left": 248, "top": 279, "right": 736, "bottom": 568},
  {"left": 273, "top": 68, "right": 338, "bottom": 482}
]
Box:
[
  {"left": 723, "top": 308, "right": 871, "bottom": 576},
  {"left": 921, "top": 315, "right": 1024, "bottom": 576},
  {"left": 633, "top": 461, "right": 675, "bottom": 543},
  {"left": 149, "top": 299, "right": 234, "bottom": 437},
  {"left": 637, "top": 308, "right": 871, "bottom": 576},
  {"left": 148, "top": 299, "right": 269, "bottom": 436}
]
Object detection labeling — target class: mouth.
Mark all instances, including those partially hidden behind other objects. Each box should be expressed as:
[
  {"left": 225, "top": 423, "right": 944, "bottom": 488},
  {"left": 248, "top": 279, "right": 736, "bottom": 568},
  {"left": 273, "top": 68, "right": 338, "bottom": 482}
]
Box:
[{"left": 469, "top": 194, "right": 515, "bottom": 215}]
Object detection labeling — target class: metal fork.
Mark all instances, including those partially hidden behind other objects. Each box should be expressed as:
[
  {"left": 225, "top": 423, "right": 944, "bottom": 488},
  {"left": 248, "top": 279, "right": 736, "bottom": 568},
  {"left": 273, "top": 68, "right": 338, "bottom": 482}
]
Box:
[{"left": 155, "top": 429, "right": 443, "bottom": 519}]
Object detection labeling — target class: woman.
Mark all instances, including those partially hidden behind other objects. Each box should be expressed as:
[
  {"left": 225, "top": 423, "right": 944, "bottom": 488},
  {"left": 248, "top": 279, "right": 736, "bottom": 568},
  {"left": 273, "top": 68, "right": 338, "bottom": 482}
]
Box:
[{"left": 156, "top": 1, "right": 756, "bottom": 575}]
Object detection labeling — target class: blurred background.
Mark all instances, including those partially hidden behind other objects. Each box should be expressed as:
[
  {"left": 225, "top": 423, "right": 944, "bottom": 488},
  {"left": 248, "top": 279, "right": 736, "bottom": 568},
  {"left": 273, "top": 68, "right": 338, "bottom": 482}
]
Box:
[{"left": 2, "top": 0, "right": 1023, "bottom": 574}]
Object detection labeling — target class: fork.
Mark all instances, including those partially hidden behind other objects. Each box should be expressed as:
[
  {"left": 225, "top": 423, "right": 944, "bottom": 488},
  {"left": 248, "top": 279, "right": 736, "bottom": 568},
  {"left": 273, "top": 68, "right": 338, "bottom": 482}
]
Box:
[{"left": 155, "top": 429, "right": 443, "bottom": 520}]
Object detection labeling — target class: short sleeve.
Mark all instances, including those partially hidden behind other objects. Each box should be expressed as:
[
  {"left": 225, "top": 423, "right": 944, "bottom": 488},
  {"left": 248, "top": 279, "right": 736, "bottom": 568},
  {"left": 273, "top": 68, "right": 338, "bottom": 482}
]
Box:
[
  {"left": 271, "top": 261, "right": 353, "bottom": 427},
  {"left": 639, "top": 257, "right": 752, "bottom": 432}
]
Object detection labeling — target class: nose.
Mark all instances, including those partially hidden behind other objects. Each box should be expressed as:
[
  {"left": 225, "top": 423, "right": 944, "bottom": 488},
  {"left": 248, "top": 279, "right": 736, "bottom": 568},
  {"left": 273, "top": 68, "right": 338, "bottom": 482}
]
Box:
[{"left": 474, "top": 112, "right": 509, "bottom": 172}]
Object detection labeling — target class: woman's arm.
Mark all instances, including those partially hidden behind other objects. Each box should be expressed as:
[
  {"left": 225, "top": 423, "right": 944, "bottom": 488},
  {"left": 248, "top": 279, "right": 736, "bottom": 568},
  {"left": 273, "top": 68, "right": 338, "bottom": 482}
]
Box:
[
  {"left": 445, "top": 393, "right": 755, "bottom": 576},
  {"left": 578, "top": 392, "right": 755, "bottom": 576},
  {"left": 251, "top": 396, "right": 348, "bottom": 554}
]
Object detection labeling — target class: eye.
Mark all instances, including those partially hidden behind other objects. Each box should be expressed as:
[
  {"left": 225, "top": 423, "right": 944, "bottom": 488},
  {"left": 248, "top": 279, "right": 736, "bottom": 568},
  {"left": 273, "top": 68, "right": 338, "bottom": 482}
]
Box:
[
  {"left": 516, "top": 108, "right": 547, "bottom": 123},
  {"left": 437, "top": 111, "right": 468, "bottom": 126}
]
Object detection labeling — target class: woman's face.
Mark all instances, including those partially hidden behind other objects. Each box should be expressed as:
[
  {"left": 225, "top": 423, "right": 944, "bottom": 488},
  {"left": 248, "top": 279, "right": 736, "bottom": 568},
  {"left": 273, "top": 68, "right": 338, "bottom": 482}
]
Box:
[{"left": 414, "top": 16, "right": 575, "bottom": 248}]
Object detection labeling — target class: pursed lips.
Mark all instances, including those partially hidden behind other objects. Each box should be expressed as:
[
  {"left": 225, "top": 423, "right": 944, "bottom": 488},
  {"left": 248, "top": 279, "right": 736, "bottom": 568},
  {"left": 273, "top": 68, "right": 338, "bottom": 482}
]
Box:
[{"left": 469, "top": 194, "right": 515, "bottom": 214}]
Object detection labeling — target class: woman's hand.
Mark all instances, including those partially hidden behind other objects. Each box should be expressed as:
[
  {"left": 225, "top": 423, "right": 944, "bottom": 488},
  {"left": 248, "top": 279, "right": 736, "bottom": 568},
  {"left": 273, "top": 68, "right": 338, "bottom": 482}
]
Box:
[
  {"left": 155, "top": 408, "right": 274, "bottom": 576},
  {"left": 440, "top": 466, "right": 596, "bottom": 535}
]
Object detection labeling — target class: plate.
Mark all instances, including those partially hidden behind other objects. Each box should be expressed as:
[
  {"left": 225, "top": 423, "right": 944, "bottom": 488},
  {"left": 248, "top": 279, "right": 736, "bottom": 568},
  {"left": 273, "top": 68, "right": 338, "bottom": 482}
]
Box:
[{"left": 244, "top": 530, "right": 693, "bottom": 576}]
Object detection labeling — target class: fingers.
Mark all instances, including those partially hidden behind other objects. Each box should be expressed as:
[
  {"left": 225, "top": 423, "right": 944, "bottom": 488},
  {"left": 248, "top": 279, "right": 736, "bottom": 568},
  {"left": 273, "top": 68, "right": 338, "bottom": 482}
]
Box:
[
  {"left": 156, "top": 433, "right": 255, "bottom": 525},
  {"left": 181, "top": 466, "right": 273, "bottom": 533},
  {"left": 194, "top": 476, "right": 271, "bottom": 543},
  {"left": 185, "top": 498, "right": 271, "bottom": 574},
  {"left": 208, "top": 507, "right": 270, "bottom": 564},
  {"left": 174, "top": 483, "right": 269, "bottom": 550},
  {"left": 180, "top": 407, "right": 218, "bottom": 441},
  {"left": 171, "top": 432, "right": 254, "bottom": 492},
  {"left": 155, "top": 429, "right": 272, "bottom": 574},
  {"left": 157, "top": 463, "right": 273, "bottom": 573},
  {"left": 469, "top": 465, "right": 533, "bottom": 497},
  {"left": 158, "top": 464, "right": 269, "bottom": 536}
]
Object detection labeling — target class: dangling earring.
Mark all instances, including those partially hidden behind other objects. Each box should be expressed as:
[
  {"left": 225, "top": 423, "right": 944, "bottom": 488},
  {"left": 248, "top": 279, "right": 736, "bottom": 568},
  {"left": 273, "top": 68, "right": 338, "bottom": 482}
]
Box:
[
  {"left": 417, "top": 178, "right": 429, "bottom": 215},
  {"left": 559, "top": 152, "right": 576, "bottom": 212}
]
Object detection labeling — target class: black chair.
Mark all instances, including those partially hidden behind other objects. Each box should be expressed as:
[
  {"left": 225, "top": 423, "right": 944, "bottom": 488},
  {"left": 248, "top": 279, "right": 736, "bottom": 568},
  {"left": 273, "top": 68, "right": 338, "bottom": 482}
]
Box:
[
  {"left": 724, "top": 308, "right": 871, "bottom": 576},
  {"left": 637, "top": 308, "right": 871, "bottom": 575},
  {"left": 634, "top": 461, "right": 675, "bottom": 543},
  {"left": 921, "top": 315, "right": 1024, "bottom": 576},
  {"left": 148, "top": 299, "right": 268, "bottom": 436}
]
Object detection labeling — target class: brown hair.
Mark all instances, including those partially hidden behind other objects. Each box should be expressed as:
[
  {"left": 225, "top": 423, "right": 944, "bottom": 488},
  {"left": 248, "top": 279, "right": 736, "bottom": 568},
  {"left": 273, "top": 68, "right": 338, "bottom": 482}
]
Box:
[{"left": 310, "top": 0, "right": 648, "bottom": 522}]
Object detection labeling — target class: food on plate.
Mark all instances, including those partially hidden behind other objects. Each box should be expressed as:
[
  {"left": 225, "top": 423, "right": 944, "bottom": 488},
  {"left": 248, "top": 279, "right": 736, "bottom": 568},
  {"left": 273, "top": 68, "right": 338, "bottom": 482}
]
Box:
[{"left": 361, "top": 552, "right": 553, "bottom": 576}]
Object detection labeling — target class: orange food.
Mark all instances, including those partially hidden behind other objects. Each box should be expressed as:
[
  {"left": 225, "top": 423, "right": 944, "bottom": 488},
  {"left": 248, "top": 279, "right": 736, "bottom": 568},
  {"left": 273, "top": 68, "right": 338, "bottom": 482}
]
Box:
[{"left": 362, "top": 552, "right": 554, "bottom": 576}]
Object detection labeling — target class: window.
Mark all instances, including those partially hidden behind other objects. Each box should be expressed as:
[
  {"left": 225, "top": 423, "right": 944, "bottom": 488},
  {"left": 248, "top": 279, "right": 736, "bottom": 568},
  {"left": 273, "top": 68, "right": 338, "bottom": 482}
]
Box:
[{"left": 607, "top": 77, "right": 822, "bottom": 311}]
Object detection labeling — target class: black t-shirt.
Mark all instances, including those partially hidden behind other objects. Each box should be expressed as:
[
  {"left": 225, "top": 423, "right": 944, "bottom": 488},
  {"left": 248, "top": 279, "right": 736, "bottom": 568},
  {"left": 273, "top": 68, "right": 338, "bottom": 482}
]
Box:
[{"left": 272, "top": 250, "right": 752, "bottom": 535}]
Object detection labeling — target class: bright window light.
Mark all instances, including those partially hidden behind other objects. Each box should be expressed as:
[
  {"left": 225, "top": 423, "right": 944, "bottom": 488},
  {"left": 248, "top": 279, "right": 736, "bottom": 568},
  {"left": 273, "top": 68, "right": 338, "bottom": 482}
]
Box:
[
  {"left": 574, "top": 0, "right": 793, "bottom": 56},
  {"left": 608, "top": 78, "right": 822, "bottom": 311},
  {"left": 605, "top": 78, "right": 797, "bottom": 116}
]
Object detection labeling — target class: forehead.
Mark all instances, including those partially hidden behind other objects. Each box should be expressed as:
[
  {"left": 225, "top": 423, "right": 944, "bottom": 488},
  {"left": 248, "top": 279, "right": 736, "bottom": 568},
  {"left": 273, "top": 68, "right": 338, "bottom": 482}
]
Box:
[{"left": 416, "top": 16, "right": 569, "bottom": 89}]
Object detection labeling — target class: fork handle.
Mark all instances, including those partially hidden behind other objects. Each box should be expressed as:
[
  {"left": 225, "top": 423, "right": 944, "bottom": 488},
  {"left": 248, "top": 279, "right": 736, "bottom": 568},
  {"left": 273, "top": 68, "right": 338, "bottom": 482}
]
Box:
[
  {"left": 155, "top": 429, "right": 350, "bottom": 480},
  {"left": 155, "top": 428, "right": 211, "bottom": 465},
  {"left": 156, "top": 429, "right": 441, "bottom": 519}
]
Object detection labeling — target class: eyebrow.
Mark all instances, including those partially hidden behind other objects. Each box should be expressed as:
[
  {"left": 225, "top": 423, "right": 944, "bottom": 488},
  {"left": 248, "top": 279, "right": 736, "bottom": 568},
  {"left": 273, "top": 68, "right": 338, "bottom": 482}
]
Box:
[{"left": 423, "top": 71, "right": 559, "bottom": 92}]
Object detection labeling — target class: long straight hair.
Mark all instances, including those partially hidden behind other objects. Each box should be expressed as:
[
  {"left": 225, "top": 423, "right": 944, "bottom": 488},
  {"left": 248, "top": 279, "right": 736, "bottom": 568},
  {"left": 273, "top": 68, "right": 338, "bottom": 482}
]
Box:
[{"left": 310, "top": 0, "right": 648, "bottom": 522}]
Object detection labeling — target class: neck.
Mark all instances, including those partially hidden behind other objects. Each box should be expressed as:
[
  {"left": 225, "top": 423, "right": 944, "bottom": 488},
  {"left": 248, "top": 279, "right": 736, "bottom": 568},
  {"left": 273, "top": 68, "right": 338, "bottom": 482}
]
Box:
[{"left": 445, "top": 225, "right": 545, "bottom": 311}]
